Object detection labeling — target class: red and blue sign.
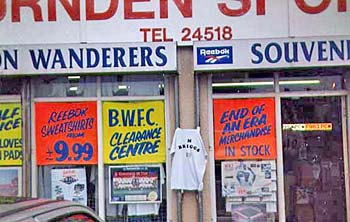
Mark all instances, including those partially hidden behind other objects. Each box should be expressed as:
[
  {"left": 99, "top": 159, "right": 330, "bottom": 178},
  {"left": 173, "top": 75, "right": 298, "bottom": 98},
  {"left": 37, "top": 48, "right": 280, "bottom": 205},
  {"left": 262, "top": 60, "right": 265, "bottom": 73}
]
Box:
[
  {"left": 35, "top": 102, "right": 98, "bottom": 165},
  {"left": 196, "top": 46, "right": 233, "bottom": 65},
  {"left": 213, "top": 98, "right": 276, "bottom": 160}
]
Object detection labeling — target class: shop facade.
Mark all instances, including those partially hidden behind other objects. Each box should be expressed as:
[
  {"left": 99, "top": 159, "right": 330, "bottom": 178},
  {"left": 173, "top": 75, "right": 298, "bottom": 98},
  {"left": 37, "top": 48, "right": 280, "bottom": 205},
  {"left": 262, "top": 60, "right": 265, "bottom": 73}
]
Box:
[
  {"left": 193, "top": 36, "right": 350, "bottom": 221},
  {"left": 1, "top": 0, "right": 350, "bottom": 221},
  {"left": 0, "top": 42, "right": 179, "bottom": 221}
]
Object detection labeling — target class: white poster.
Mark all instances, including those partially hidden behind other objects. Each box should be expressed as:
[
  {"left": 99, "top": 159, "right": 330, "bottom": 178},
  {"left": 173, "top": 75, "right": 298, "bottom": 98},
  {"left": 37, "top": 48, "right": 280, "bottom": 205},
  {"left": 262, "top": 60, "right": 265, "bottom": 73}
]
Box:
[
  {"left": 222, "top": 160, "right": 276, "bottom": 197},
  {"left": 51, "top": 168, "right": 87, "bottom": 206}
]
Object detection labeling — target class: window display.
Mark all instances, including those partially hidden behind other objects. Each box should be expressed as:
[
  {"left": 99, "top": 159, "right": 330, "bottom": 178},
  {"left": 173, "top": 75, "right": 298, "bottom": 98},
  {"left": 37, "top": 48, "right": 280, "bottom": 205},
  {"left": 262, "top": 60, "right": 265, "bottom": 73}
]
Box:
[{"left": 282, "top": 97, "right": 346, "bottom": 222}]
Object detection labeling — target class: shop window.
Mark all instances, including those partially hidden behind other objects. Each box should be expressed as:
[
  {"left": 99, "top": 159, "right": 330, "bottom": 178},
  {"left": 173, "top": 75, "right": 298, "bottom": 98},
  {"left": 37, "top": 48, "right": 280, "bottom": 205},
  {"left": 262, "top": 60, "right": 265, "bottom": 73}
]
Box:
[
  {"left": 38, "top": 165, "right": 98, "bottom": 212},
  {"left": 282, "top": 96, "right": 346, "bottom": 222},
  {"left": 212, "top": 72, "right": 274, "bottom": 94},
  {"left": 212, "top": 98, "right": 278, "bottom": 221},
  {"left": 104, "top": 164, "right": 167, "bottom": 222},
  {"left": 101, "top": 98, "right": 167, "bottom": 221},
  {"left": 0, "top": 101, "right": 23, "bottom": 197},
  {"left": 101, "top": 74, "right": 164, "bottom": 97},
  {"left": 33, "top": 75, "right": 97, "bottom": 98},
  {"left": 279, "top": 68, "right": 345, "bottom": 92}
]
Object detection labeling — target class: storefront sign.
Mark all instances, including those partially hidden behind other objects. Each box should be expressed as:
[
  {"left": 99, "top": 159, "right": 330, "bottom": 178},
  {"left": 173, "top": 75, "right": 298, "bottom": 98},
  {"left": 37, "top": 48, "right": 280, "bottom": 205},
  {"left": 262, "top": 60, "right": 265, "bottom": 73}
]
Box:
[
  {"left": 194, "top": 36, "right": 350, "bottom": 70},
  {"left": 109, "top": 165, "right": 162, "bottom": 204},
  {"left": 0, "top": 103, "right": 22, "bottom": 166},
  {"left": 0, "top": 42, "right": 176, "bottom": 75},
  {"left": 0, "top": 167, "right": 22, "bottom": 197},
  {"left": 222, "top": 160, "right": 276, "bottom": 197},
  {"left": 51, "top": 168, "right": 87, "bottom": 206},
  {"left": 35, "top": 102, "right": 98, "bottom": 165},
  {"left": 1, "top": 1, "right": 349, "bottom": 45},
  {"left": 103, "top": 101, "right": 165, "bottom": 164},
  {"left": 213, "top": 98, "right": 276, "bottom": 160}
]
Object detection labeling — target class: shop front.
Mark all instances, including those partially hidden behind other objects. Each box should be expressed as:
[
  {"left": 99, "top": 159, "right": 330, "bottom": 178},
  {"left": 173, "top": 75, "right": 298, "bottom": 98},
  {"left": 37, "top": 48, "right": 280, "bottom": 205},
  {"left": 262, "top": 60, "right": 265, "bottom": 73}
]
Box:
[
  {"left": 194, "top": 37, "right": 350, "bottom": 221},
  {"left": 0, "top": 42, "right": 177, "bottom": 221}
]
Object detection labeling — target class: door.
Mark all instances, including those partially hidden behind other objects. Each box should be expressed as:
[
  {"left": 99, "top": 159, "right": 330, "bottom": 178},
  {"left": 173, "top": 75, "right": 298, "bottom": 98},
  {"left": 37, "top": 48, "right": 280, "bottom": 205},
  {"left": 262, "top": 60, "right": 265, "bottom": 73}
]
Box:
[{"left": 282, "top": 96, "right": 346, "bottom": 222}]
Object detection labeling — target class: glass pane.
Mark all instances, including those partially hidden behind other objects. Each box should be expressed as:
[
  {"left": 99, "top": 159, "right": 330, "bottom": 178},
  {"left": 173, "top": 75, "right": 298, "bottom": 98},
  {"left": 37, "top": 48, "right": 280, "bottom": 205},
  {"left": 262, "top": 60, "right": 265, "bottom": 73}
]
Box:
[
  {"left": 282, "top": 97, "right": 346, "bottom": 222},
  {"left": 279, "top": 68, "right": 345, "bottom": 92},
  {"left": 0, "top": 77, "right": 22, "bottom": 95},
  {"left": 33, "top": 75, "right": 97, "bottom": 98},
  {"left": 212, "top": 72, "right": 274, "bottom": 94},
  {"left": 38, "top": 166, "right": 98, "bottom": 212},
  {"left": 101, "top": 74, "right": 164, "bottom": 97},
  {"left": 104, "top": 164, "right": 167, "bottom": 222}
]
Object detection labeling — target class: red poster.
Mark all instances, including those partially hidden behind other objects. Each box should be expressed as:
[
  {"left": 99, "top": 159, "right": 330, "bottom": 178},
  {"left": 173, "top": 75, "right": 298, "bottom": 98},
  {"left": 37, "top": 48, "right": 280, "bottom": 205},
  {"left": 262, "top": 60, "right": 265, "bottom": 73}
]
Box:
[
  {"left": 213, "top": 98, "right": 276, "bottom": 160},
  {"left": 35, "top": 102, "right": 98, "bottom": 165}
]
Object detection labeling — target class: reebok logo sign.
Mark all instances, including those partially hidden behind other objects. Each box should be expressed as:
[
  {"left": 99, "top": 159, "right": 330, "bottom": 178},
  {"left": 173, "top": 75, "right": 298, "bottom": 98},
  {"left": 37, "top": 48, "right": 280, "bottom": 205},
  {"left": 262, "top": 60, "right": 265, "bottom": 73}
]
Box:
[{"left": 197, "top": 46, "right": 233, "bottom": 65}]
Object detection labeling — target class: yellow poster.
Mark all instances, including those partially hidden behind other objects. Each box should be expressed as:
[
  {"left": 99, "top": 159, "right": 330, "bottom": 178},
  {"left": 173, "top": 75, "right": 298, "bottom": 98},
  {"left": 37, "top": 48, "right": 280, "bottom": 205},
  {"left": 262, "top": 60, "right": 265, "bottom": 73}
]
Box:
[
  {"left": 103, "top": 101, "right": 165, "bottom": 164},
  {"left": 0, "top": 103, "right": 22, "bottom": 166}
]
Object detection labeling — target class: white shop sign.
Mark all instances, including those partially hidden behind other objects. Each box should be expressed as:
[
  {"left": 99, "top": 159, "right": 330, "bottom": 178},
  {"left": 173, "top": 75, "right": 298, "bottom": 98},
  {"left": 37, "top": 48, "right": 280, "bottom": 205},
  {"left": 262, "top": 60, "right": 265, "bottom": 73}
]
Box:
[
  {"left": 194, "top": 36, "right": 350, "bottom": 71},
  {"left": 0, "top": 42, "right": 177, "bottom": 75},
  {"left": 0, "top": 0, "right": 349, "bottom": 45}
]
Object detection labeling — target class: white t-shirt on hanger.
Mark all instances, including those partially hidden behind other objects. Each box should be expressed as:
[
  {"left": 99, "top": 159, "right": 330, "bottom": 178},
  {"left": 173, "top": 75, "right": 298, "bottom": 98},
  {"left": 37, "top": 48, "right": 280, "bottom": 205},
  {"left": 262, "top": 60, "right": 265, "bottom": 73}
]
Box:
[{"left": 170, "top": 127, "right": 208, "bottom": 191}]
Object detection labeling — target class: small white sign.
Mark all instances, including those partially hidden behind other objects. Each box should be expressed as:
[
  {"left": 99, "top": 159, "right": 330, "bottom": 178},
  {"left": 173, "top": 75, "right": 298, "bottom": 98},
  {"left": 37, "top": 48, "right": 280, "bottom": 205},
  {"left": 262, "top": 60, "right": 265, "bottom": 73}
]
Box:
[{"left": 51, "top": 168, "right": 87, "bottom": 206}]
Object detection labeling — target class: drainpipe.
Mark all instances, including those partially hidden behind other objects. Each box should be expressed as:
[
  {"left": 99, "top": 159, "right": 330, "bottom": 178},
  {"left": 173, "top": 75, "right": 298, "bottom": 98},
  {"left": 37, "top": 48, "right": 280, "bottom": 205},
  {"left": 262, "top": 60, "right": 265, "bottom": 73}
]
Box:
[
  {"left": 195, "top": 73, "right": 203, "bottom": 222},
  {"left": 175, "top": 75, "right": 182, "bottom": 222}
]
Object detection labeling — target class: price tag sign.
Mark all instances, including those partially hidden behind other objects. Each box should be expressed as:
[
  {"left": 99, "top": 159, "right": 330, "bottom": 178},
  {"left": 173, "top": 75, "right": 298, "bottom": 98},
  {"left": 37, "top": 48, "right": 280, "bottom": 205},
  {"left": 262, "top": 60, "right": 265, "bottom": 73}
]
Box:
[{"left": 35, "top": 102, "right": 98, "bottom": 165}]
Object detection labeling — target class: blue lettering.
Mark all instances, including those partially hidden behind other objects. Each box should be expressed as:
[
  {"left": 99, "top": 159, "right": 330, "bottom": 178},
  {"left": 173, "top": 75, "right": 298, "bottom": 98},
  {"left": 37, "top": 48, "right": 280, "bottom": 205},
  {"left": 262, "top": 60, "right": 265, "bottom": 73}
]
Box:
[
  {"left": 108, "top": 109, "right": 119, "bottom": 127},
  {"left": 0, "top": 138, "right": 22, "bottom": 148},
  {"left": 137, "top": 109, "right": 145, "bottom": 126},
  {"left": 155, "top": 46, "right": 167, "bottom": 66},
  {"left": 0, "top": 50, "right": 18, "bottom": 70},
  {"left": 318, "top": 41, "right": 328, "bottom": 61},
  {"left": 0, "top": 119, "right": 21, "bottom": 131},
  {"left": 68, "top": 48, "right": 83, "bottom": 68},
  {"left": 284, "top": 42, "right": 299, "bottom": 63},
  {"left": 122, "top": 110, "right": 135, "bottom": 126},
  {"left": 109, "top": 146, "right": 121, "bottom": 161},
  {"left": 265, "top": 42, "right": 282, "bottom": 63},
  {"left": 220, "top": 111, "right": 229, "bottom": 124},
  {"left": 240, "top": 144, "right": 270, "bottom": 156},
  {"left": 30, "top": 49, "right": 51, "bottom": 69},
  {"left": 109, "top": 141, "right": 160, "bottom": 160},
  {"left": 222, "top": 121, "right": 241, "bottom": 134},
  {"left": 141, "top": 47, "right": 153, "bottom": 67},
  {"left": 224, "top": 146, "right": 235, "bottom": 156},
  {"left": 251, "top": 43, "right": 263, "bottom": 64},
  {"left": 86, "top": 48, "right": 100, "bottom": 68},
  {"left": 113, "top": 48, "right": 126, "bottom": 67},
  {"left": 51, "top": 49, "right": 67, "bottom": 69},
  {"left": 146, "top": 108, "right": 155, "bottom": 125},
  {"left": 330, "top": 40, "right": 344, "bottom": 60},
  {"left": 243, "top": 115, "right": 266, "bottom": 129},
  {"left": 300, "top": 41, "right": 314, "bottom": 62},
  {"left": 109, "top": 132, "right": 122, "bottom": 147},
  {"left": 102, "top": 48, "right": 112, "bottom": 67},
  {"left": 129, "top": 47, "right": 139, "bottom": 67},
  {"left": 0, "top": 108, "right": 19, "bottom": 120},
  {"left": 48, "top": 111, "right": 57, "bottom": 123}
]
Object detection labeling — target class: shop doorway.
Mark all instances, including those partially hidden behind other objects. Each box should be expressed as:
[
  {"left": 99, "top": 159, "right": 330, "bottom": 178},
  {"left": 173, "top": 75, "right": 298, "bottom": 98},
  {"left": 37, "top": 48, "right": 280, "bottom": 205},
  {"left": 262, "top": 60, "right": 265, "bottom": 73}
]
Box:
[{"left": 282, "top": 96, "right": 346, "bottom": 222}]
